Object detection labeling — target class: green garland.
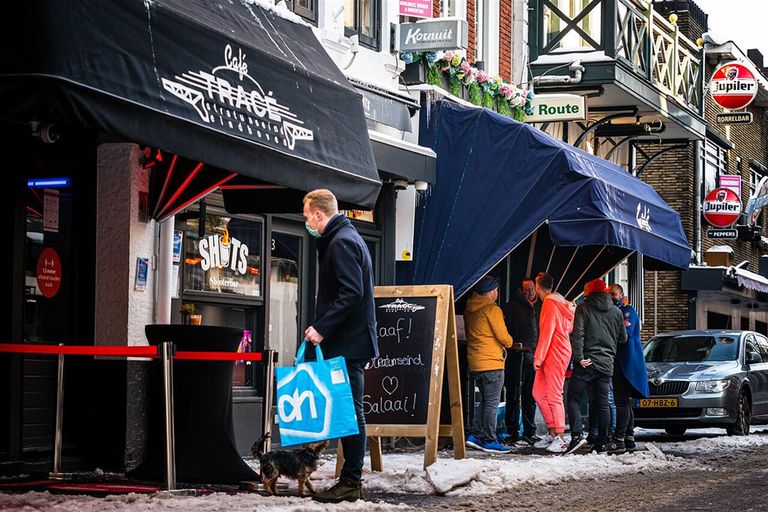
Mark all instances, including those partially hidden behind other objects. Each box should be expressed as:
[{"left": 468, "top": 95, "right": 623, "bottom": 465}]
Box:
[{"left": 468, "top": 82, "right": 482, "bottom": 105}]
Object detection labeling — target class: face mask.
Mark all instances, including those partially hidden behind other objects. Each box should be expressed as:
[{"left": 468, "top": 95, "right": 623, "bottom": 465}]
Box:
[{"left": 305, "top": 218, "right": 321, "bottom": 238}]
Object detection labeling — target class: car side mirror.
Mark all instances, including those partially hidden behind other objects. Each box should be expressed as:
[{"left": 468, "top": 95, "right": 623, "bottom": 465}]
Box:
[{"left": 748, "top": 351, "right": 762, "bottom": 364}]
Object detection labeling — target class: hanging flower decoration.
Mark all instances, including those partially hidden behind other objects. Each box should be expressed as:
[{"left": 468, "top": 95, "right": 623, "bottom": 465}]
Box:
[{"left": 399, "top": 51, "right": 534, "bottom": 120}]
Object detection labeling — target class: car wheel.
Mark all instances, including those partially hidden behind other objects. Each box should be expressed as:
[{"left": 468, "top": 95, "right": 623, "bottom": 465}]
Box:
[
  {"left": 727, "top": 390, "right": 751, "bottom": 436},
  {"left": 664, "top": 426, "right": 687, "bottom": 436}
]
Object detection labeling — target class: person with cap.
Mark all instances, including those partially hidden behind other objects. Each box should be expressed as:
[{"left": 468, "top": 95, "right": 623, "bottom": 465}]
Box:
[
  {"left": 605, "top": 284, "right": 650, "bottom": 454},
  {"left": 531, "top": 272, "right": 576, "bottom": 454},
  {"left": 464, "top": 275, "right": 514, "bottom": 454},
  {"left": 564, "top": 279, "right": 627, "bottom": 455}
]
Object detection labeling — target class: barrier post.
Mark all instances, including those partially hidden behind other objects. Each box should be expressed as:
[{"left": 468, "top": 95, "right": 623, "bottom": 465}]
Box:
[
  {"left": 50, "top": 344, "right": 65, "bottom": 479},
  {"left": 262, "top": 350, "right": 277, "bottom": 453},
  {"left": 161, "top": 341, "right": 177, "bottom": 491}
]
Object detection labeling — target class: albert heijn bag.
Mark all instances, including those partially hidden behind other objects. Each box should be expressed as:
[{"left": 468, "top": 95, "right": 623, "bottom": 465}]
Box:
[{"left": 275, "top": 340, "right": 359, "bottom": 446}]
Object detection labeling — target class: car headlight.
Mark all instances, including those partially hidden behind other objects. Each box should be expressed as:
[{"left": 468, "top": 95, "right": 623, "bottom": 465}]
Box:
[{"left": 695, "top": 380, "right": 730, "bottom": 393}]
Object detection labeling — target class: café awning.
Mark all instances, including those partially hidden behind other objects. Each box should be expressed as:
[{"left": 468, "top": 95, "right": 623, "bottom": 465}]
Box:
[
  {"left": 412, "top": 100, "right": 691, "bottom": 299},
  {"left": 1, "top": 0, "right": 380, "bottom": 208}
]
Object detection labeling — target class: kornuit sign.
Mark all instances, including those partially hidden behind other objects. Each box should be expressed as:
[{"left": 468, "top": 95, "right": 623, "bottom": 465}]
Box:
[{"left": 397, "top": 19, "right": 468, "bottom": 52}]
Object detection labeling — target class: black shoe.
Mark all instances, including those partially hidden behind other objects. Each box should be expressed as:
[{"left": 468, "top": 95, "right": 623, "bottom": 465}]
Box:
[
  {"left": 313, "top": 477, "right": 363, "bottom": 503},
  {"left": 502, "top": 435, "right": 521, "bottom": 447},
  {"left": 624, "top": 437, "right": 637, "bottom": 453},
  {"left": 593, "top": 443, "right": 608, "bottom": 454},
  {"left": 606, "top": 438, "right": 626, "bottom": 455},
  {"left": 520, "top": 434, "right": 541, "bottom": 446},
  {"left": 584, "top": 434, "right": 598, "bottom": 450},
  {"left": 564, "top": 434, "right": 587, "bottom": 455}
]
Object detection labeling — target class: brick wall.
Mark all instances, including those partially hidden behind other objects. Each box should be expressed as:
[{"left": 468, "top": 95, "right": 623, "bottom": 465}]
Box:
[
  {"left": 499, "top": 0, "right": 512, "bottom": 80},
  {"left": 636, "top": 143, "right": 696, "bottom": 340},
  {"left": 433, "top": 0, "right": 440, "bottom": 19},
  {"left": 467, "top": 0, "right": 476, "bottom": 63}
]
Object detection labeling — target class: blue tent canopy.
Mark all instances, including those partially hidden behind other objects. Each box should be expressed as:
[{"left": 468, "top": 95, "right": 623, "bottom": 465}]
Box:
[{"left": 412, "top": 100, "right": 691, "bottom": 299}]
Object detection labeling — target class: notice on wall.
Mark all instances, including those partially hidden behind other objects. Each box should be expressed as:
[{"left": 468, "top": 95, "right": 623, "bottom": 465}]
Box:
[
  {"left": 135, "top": 257, "right": 149, "bottom": 291},
  {"left": 36, "top": 247, "right": 62, "bottom": 299},
  {"left": 43, "top": 189, "right": 59, "bottom": 233},
  {"left": 173, "top": 230, "right": 183, "bottom": 263},
  {"left": 399, "top": 0, "right": 432, "bottom": 19}
]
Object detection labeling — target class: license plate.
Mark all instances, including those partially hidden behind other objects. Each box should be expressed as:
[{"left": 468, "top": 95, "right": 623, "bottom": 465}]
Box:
[{"left": 637, "top": 398, "right": 678, "bottom": 408}]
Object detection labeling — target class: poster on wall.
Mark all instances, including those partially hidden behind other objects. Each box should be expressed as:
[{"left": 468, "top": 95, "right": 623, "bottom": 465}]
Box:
[
  {"left": 173, "top": 230, "right": 183, "bottom": 263},
  {"left": 399, "top": 0, "right": 432, "bottom": 18},
  {"left": 43, "top": 189, "right": 60, "bottom": 233},
  {"left": 36, "top": 247, "right": 62, "bottom": 298},
  {"left": 135, "top": 257, "right": 149, "bottom": 291}
]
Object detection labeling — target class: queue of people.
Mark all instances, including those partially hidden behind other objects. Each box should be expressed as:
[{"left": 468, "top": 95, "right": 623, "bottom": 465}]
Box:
[{"left": 463, "top": 272, "right": 649, "bottom": 456}]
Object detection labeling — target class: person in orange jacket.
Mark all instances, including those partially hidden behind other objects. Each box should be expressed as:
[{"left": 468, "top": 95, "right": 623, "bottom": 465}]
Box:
[
  {"left": 531, "top": 272, "right": 576, "bottom": 453},
  {"left": 464, "top": 275, "right": 514, "bottom": 454}
]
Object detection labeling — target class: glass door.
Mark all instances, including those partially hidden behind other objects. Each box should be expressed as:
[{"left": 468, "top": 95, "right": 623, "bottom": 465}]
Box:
[{"left": 269, "top": 224, "right": 307, "bottom": 367}]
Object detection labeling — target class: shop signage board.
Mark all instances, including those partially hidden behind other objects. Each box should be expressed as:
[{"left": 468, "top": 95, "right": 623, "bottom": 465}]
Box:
[
  {"left": 36, "top": 247, "right": 62, "bottom": 299},
  {"left": 710, "top": 62, "right": 758, "bottom": 110},
  {"left": 703, "top": 187, "right": 741, "bottom": 227},
  {"left": 719, "top": 174, "right": 741, "bottom": 198},
  {"left": 399, "top": 0, "right": 432, "bottom": 19},
  {"left": 346, "top": 285, "right": 464, "bottom": 472},
  {"left": 747, "top": 176, "right": 768, "bottom": 225},
  {"left": 396, "top": 19, "right": 468, "bottom": 52},
  {"left": 199, "top": 233, "right": 249, "bottom": 275},
  {"left": 524, "top": 94, "right": 587, "bottom": 123},
  {"left": 707, "top": 229, "right": 738, "bottom": 240},
  {"left": 716, "top": 112, "right": 753, "bottom": 125}
]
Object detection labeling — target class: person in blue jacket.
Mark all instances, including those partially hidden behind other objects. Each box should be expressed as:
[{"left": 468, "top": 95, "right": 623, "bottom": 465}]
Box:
[{"left": 607, "top": 284, "right": 650, "bottom": 454}]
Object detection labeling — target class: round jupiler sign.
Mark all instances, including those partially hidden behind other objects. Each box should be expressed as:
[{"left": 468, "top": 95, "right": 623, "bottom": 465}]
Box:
[
  {"left": 710, "top": 62, "right": 758, "bottom": 110},
  {"left": 703, "top": 187, "right": 742, "bottom": 228}
]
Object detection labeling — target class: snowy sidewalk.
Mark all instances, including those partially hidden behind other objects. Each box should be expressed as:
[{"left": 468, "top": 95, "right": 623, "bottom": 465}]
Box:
[{"left": 2, "top": 433, "right": 768, "bottom": 511}]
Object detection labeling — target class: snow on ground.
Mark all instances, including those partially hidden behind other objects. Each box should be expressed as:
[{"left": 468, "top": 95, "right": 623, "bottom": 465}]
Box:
[{"left": 657, "top": 430, "right": 768, "bottom": 455}]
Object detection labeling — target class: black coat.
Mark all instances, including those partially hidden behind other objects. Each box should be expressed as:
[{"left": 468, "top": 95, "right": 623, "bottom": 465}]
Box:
[
  {"left": 313, "top": 215, "right": 378, "bottom": 360},
  {"left": 570, "top": 293, "right": 627, "bottom": 377},
  {"left": 502, "top": 291, "right": 541, "bottom": 350}
]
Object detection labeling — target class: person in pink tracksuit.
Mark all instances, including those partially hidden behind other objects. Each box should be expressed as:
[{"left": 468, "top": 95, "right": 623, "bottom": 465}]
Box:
[{"left": 531, "top": 272, "right": 576, "bottom": 453}]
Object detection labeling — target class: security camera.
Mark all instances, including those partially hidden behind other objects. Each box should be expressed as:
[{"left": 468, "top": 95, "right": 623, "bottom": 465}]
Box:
[
  {"left": 414, "top": 180, "right": 429, "bottom": 191},
  {"left": 40, "top": 124, "right": 60, "bottom": 144}
]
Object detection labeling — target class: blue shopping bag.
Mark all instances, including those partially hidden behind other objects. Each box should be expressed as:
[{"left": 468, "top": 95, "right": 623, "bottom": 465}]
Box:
[{"left": 275, "top": 340, "right": 359, "bottom": 446}]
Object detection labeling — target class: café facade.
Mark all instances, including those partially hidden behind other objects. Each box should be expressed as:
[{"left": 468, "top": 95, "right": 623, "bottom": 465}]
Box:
[{"left": 0, "top": 0, "right": 435, "bottom": 472}]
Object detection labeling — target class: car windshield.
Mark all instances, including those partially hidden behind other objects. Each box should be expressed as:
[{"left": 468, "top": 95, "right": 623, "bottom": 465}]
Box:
[{"left": 644, "top": 334, "right": 739, "bottom": 362}]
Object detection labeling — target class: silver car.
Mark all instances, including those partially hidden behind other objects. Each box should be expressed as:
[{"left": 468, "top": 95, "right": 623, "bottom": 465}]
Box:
[{"left": 633, "top": 330, "right": 768, "bottom": 436}]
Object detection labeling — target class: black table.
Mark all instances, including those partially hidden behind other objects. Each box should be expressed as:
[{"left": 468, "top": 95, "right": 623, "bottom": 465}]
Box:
[{"left": 129, "top": 325, "right": 259, "bottom": 484}]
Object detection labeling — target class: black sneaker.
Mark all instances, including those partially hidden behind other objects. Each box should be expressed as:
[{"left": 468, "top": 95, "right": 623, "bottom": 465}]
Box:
[
  {"left": 606, "top": 438, "right": 626, "bottom": 455},
  {"left": 584, "top": 434, "right": 598, "bottom": 450},
  {"left": 502, "top": 435, "right": 521, "bottom": 447},
  {"left": 624, "top": 437, "right": 637, "bottom": 453},
  {"left": 519, "top": 434, "right": 540, "bottom": 446},
  {"left": 564, "top": 434, "right": 587, "bottom": 455},
  {"left": 593, "top": 443, "right": 608, "bottom": 454}
]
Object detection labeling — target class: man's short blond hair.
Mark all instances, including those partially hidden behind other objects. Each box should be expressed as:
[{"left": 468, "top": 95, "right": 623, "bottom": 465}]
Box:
[{"left": 303, "top": 189, "right": 339, "bottom": 215}]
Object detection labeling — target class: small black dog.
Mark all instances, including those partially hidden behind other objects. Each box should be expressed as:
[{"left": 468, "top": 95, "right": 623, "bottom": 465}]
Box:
[{"left": 250, "top": 434, "right": 329, "bottom": 497}]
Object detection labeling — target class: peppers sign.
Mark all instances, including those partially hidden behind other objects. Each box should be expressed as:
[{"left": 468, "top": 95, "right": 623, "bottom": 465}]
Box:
[
  {"left": 710, "top": 62, "right": 758, "bottom": 110},
  {"left": 703, "top": 187, "right": 741, "bottom": 228}
]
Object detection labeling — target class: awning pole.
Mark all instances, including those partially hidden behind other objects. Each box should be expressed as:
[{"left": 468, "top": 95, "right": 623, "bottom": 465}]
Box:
[
  {"left": 563, "top": 246, "right": 607, "bottom": 298},
  {"left": 526, "top": 229, "right": 538, "bottom": 279},
  {"left": 545, "top": 245, "right": 556, "bottom": 274},
  {"left": 555, "top": 246, "right": 580, "bottom": 292}
]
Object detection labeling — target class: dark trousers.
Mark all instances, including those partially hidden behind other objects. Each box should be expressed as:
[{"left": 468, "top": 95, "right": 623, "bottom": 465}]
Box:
[
  {"left": 340, "top": 358, "right": 367, "bottom": 482},
  {"left": 470, "top": 369, "right": 505, "bottom": 442},
  {"left": 504, "top": 351, "right": 537, "bottom": 438},
  {"left": 567, "top": 368, "right": 612, "bottom": 444},
  {"left": 613, "top": 367, "right": 635, "bottom": 439}
]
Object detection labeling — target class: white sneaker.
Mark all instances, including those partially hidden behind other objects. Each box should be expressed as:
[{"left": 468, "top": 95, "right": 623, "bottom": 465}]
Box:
[
  {"left": 546, "top": 437, "right": 569, "bottom": 453},
  {"left": 534, "top": 434, "right": 555, "bottom": 449}
]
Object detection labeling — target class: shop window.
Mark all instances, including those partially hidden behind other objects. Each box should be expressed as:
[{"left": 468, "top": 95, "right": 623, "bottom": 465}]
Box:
[
  {"left": 706, "top": 311, "right": 732, "bottom": 329},
  {"left": 756, "top": 320, "right": 768, "bottom": 336},
  {"left": 543, "top": 0, "right": 602, "bottom": 52},
  {"left": 703, "top": 139, "right": 728, "bottom": 196},
  {"left": 287, "top": 0, "right": 317, "bottom": 24},
  {"left": 345, "top": 0, "right": 381, "bottom": 50},
  {"left": 741, "top": 316, "right": 750, "bottom": 331},
  {"left": 475, "top": 0, "right": 490, "bottom": 64},
  {"left": 181, "top": 214, "right": 263, "bottom": 298}
]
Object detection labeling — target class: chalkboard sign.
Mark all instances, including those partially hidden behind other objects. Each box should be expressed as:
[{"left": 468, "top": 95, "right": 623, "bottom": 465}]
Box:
[
  {"left": 364, "top": 296, "right": 438, "bottom": 425},
  {"left": 349, "top": 285, "right": 464, "bottom": 472}
]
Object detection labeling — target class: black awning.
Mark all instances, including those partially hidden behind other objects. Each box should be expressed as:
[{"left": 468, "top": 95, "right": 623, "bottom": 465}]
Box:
[
  {"left": 370, "top": 132, "right": 437, "bottom": 184},
  {"left": 1, "top": 0, "right": 380, "bottom": 208}
]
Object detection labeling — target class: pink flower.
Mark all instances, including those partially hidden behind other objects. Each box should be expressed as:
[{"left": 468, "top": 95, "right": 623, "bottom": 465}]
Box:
[
  {"left": 460, "top": 60, "right": 471, "bottom": 74},
  {"left": 499, "top": 84, "right": 513, "bottom": 99},
  {"left": 513, "top": 94, "right": 527, "bottom": 106},
  {"left": 477, "top": 70, "right": 489, "bottom": 83},
  {"left": 443, "top": 51, "right": 454, "bottom": 63}
]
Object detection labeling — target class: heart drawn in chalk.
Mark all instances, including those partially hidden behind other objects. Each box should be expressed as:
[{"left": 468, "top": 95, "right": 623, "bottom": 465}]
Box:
[{"left": 382, "top": 376, "right": 399, "bottom": 396}]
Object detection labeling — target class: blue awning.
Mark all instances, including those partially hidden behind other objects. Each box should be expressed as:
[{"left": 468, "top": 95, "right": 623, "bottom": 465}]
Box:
[{"left": 412, "top": 100, "right": 691, "bottom": 299}]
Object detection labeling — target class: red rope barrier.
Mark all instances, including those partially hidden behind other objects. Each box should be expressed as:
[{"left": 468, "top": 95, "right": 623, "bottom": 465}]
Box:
[{"left": 0, "top": 344, "right": 264, "bottom": 362}]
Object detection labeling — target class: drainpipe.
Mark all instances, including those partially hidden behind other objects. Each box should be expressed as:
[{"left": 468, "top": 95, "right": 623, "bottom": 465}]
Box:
[
  {"left": 532, "top": 61, "right": 585, "bottom": 87},
  {"left": 693, "top": 140, "right": 703, "bottom": 265},
  {"left": 155, "top": 216, "right": 175, "bottom": 324}
]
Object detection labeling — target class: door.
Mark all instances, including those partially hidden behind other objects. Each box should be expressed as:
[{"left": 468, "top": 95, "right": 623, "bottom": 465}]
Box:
[
  {"left": 745, "top": 334, "right": 768, "bottom": 416},
  {"left": 752, "top": 334, "right": 768, "bottom": 417},
  {"left": 268, "top": 222, "right": 310, "bottom": 367}
]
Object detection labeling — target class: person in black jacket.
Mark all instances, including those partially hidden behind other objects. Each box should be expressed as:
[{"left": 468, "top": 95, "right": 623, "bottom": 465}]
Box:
[
  {"left": 563, "top": 279, "right": 627, "bottom": 455},
  {"left": 302, "top": 189, "right": 377, "bottom": 503},
  {"left": 501, "top": 278, "right": 542, "bottom": 445}
]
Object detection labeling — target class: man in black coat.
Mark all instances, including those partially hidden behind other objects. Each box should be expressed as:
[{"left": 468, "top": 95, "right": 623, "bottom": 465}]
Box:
[
  {"left": 302, "top": 189, "right": 377, "bottom": 503},
  {"left": 501, "top": 278, "right": 542, "bottom": 445}
]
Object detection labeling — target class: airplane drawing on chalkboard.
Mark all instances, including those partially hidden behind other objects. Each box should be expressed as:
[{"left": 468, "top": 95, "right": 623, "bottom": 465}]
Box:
[{"left": 378, "top": 298, "right": 425, "bottom": 313}]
